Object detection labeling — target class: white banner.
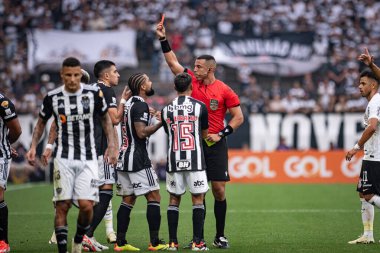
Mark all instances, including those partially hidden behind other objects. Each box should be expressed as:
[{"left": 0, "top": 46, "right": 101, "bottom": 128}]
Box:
[
  {"left": 27, "top": 29, "right": 138, "bottom": 70},
  {"left": 211, "top": 32, "right": 327, "bottom": 76}
]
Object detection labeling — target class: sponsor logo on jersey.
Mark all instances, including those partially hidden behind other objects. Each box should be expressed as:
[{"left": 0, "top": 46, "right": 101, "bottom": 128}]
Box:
[
  {"left": 168, "top": 103, "right": 194, "bottom": 113},
  {"left": 59, "top": 113, "right": 91, "bottom": 123},
  {"left": 176, "top": 160, "right": 191, "bottom": 170},
  {"left": 210, "top": 99, "right": 218, "bottom": 110}
]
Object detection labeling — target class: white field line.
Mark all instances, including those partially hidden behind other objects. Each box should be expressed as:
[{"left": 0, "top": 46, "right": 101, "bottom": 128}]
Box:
[
  {"left": 6, "top": 183, "right": 49, "bottom": 191},
  {"left": 9, "top": 209, "right": 359, "bottom": 216}
]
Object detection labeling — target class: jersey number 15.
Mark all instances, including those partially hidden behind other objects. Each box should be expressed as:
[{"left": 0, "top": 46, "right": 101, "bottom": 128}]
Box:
[{"left": 171, "top": 122, "right": 195, "bottom": 151}]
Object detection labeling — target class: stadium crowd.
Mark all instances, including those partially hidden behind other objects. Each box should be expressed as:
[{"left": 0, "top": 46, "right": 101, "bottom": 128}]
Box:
[{"left": 1, "top": 0, "right": 380, "bottom": 116}]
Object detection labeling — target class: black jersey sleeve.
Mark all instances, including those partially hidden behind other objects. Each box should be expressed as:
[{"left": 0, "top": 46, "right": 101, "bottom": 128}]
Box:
[
  {"left": 161, "top": 108, "right": 168, "bottom": 134},
  {"left": 131, "top": 102, "right": 149, "bottom": 125},
  {"left": 102, "top": 86, "right": 117, "bottom": 108},
  {"left": 39, "top": 95, "right": 53, "bottom": 121},
  {"left": 0, "top": 96, "right": 17, "bottom": 122},
  {"left": 94, "top": 88, "right": 108, "bottom": 116},
  {"left": 200, "top": 102, "right": 209, "bottom": 130}
]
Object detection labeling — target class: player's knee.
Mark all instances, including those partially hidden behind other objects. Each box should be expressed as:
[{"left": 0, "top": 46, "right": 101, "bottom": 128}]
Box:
[
  {"left": 79, "top": 203, "right": 93, "bottom": 214},
  {"left": 212, "top": 186, "right": 225, "bottom": 201},
  {"left": 364, "top": 194, "right": 374, "bottom": 202},
  {"left": 123, "top": 195, "right": 137, "bottom": 206},
  {"left": 169, "top": 194, "right": 181, "bottom": 206},
  {"left": 146, "top": 190, "right": 161, "bottom": 202}
]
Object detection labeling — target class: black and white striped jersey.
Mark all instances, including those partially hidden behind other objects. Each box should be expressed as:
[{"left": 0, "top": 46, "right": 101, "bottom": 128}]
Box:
[
  {"left": 117, "top": 96, "right": 152, "bottom": 172},
  {"left": 161, "top": 96, "right": 208, "bottom": 172},
  {"left": 93, "top": 82, "right": 118, "bottom": 156},
  {"left": 39, "top": 84, "right": 108, "bottom": 161},
  {"left": 0, "top": 93, "right": 18, "bottom": 159}
]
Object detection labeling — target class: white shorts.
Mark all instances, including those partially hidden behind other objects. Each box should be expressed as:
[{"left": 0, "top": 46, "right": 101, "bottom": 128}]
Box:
[
  {"left": 166, "top": 170, "right": 209, "bottom": 196},
  {"left": 98, "top": 156, "right": 116, "bottom": 186},
  {"left": 0, "top": 158, "right": 11, "bottom": 190},
  {"left": 53, "top": 158, "right": 99, "bottom": 203},
  {"left": 116, "top": 167, "right": 160, "bottom": 196}
]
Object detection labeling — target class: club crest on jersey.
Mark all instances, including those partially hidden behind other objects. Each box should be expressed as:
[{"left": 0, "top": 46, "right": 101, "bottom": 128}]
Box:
[
  {"left": 1, "top": 100, "right": 9, "bottom": 108},
  {"left": 81, "top": 96, "right": 90, "bottom": 109},
  {"left": 210, "top": 99, "right": 218, "bottom": 111}
]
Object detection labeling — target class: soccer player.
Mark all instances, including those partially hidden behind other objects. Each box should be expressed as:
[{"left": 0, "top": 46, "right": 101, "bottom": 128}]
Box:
[
  {"left": 347, "top": 48, "right": 380, "bottom": 244},
  {"left": 345, "top": 67, "right": 380, "bottom": 244},
  {"left": 81, "top": 60, "right": 131, "bottom": 251},
  {"left": 114, "top": 73, "right": 167, "bottom": 251},
  {"left": 26, "top": 57, "right": 117, "bottom": 253},
  {"left": 156, "top": 21, "right": 244, "bottom": 248},
  {"left": 161, "top": 73, "right": 209, "bottom": 251},
  {"left": 0, "top": 93, "right": 22, "bottom": 253}
]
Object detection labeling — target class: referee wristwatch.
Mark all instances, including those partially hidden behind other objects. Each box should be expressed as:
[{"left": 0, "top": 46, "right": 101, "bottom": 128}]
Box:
[{"left": 218, "top": 132, "right": 224, "bottom": 138}]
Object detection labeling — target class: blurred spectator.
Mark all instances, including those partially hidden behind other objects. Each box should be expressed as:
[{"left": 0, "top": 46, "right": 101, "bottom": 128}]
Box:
[{"left": 276, "top": 137, "right": 291, "bottom": 151}]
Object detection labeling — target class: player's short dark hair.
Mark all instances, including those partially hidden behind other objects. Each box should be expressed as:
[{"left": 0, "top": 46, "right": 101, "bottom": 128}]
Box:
[
  {"left": 197, "top": 55, "right": 215, "bottom": 62},
  {"left": 128, "top": 73, "right": 146, "bottom": 96},
  {"left": 62, "top": 57, "right": 81, "bottom": 68},
  {"left": 196, "top": 55, "right": 216, "bottom": 67},
  {"left": 360, "top": 68, "right": 379, "bottom": 84},
  {"left": 81, "top": 69, "right": 90, "bottom": 84},
  {"left": 174, "top": 73, "right": 192, "bottom": 92},
  {"left": 93, "top": 60, "right": 116, "bottom": 78}
]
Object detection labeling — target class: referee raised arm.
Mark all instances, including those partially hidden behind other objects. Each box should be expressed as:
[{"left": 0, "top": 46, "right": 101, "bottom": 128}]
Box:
[{"left": 156, "top": 20, "right": 244, "bottom": 249}]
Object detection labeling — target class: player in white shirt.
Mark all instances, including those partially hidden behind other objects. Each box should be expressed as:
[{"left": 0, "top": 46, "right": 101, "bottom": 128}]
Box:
[{"left": 346, "top": 68, "right": 380, "bottom": 244}]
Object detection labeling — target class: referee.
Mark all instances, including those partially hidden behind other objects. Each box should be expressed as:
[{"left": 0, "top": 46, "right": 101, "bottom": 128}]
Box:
[{"left": 156, "top": 21, "right": 244, "bottom": 249}]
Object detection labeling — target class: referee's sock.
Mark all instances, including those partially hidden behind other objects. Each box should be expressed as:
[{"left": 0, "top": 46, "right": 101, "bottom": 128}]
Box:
[
  {"left": 86, "top": 189, "right": 113, "bottom": 237},
  {"left": 0, "top": 201, "right": 8, "bottom": 242},
  {"left": 193, "top": 204, "right": 205, "bottom": 244},
  {"left": 167, "top": 205, "right": 179, "bottom": 243},
  {"left": 214, "top": 199, "right": 227, "bottom": 238},
  {"left": 147, "top": 201, "right": 161, "bottom": 246},
  {"left": 116, "top": 202, "right": 133, "bottom": 246}
]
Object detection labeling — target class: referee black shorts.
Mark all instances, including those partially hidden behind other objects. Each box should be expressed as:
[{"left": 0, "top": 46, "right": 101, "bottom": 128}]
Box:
[
  {"left": 203, "top": 138, "right": 230, "bottom": 182},
  {"left": 357, "top": 160, "right": 380, "bottom": 195}
]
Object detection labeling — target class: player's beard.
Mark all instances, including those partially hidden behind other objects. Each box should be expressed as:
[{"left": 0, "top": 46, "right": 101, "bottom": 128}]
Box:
[{"left": 146, "top": 88, "right": 155, "bottom": 96}]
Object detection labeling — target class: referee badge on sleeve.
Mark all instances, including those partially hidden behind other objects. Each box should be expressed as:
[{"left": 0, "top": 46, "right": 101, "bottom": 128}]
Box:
[{"left": 210, "top": 99, "right": 218, "bottom": 111}]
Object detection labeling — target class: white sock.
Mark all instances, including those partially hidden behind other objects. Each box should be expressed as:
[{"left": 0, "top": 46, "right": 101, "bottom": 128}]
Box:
[
  {"left": 360, "top": 198, "right": 374, "bottom": 237},
  {"left": 104, "top": 201, "right": 114, "bottom": 234}
]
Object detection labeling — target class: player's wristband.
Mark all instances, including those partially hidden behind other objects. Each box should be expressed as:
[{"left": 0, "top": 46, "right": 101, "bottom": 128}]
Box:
[
  {"left": 353, "top": 143, "right": 361, "bottom": 151},
  {"left": 160, "top": 39, "right": 172, "bottom": 53},
  {"left": 218, "top": 125, "right": 234, "bottom": 138},
  {"left": 45, "top": 143, "right": 54, "bottom": 150},
  {"left": 120, "top": 98, "right": 127, "bottom": 104}
]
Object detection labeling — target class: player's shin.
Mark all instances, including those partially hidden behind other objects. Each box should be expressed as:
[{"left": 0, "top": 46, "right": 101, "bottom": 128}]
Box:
[
  {"left": 116, "top": 202, "right": 133, "bottom": 246},
  {"left": 167, "top": 205, "right": 179, "bottom": 243}
]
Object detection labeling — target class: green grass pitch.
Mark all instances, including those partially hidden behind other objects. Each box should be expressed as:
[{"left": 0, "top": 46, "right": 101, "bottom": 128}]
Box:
[{"left": 5, "top": 183, "right": 379, "bottom": 252}]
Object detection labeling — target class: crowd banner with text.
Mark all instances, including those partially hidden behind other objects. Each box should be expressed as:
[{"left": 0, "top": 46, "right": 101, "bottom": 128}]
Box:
[
  {"left": 212, "top": 32, "right": 327, "bottom": 76},
  {"left": 27, "top": 29, "right": 138, "bottom": 70},
  {"left": 228, "top": 150, "right": 361, "bottom": 183}
]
